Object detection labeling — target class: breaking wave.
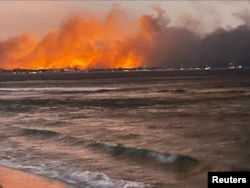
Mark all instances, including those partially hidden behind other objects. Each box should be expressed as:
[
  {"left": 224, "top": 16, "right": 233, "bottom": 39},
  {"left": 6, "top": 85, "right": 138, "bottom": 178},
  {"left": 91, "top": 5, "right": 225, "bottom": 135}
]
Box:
[
  {"left": 21, "top": 128, "right": 199, "bottom": 171},
  {"left": 90, "top": 143, "right": 199, "bottom": 171}
]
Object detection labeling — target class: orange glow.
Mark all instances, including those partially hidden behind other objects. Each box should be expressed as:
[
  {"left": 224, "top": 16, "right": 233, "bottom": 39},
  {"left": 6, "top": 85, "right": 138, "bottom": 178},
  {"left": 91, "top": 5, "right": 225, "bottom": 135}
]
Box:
[{"left": 0, "top": 6, "right": 154, "bottom": 70}]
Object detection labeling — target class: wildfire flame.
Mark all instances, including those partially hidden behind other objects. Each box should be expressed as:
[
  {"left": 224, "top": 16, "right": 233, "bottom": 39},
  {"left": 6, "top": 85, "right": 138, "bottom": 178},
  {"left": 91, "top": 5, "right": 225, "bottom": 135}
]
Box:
[
  {"left": 0, "top": 6, "right": 159, "bottom": 70},
  {"left": 2, "top": 4, "right": 250, "bottom": 70}
]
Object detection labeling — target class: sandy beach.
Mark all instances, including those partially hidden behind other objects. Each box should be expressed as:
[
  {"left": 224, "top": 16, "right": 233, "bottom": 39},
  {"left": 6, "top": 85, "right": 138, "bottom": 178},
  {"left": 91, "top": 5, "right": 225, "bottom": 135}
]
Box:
[{"left": 0, "top": 166, "right": 77, "bottom": 188}]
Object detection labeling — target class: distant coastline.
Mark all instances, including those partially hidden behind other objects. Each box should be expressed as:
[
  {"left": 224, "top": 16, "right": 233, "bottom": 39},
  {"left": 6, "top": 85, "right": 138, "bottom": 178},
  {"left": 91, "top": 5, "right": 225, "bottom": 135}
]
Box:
[{"left": 0, "top": 68, "right": 250, "bottom": 82}]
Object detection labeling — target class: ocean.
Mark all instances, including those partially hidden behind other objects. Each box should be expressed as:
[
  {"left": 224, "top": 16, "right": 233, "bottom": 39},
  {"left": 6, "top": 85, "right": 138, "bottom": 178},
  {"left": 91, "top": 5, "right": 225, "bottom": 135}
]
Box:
[{"left": 0, "top": 70, "right": 250, "bottom": 187}]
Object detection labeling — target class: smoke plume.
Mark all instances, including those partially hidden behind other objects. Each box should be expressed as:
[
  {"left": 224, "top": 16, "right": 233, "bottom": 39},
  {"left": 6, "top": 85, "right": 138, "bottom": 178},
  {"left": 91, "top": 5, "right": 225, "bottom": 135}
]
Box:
[{"left": 0, "top": 5, "right": 250, "bottom": 70}]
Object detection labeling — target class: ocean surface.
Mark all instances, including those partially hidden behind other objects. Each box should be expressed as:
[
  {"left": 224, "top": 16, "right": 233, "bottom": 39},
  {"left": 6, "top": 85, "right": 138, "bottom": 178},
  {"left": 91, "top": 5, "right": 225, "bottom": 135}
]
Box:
[{"left": 0, "top": 71, "right": 250, "bottom": 187}]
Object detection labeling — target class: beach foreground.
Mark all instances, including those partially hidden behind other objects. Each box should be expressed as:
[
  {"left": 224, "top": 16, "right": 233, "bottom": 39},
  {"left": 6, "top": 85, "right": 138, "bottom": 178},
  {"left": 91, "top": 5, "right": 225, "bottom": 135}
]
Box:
[{"left": 0, "top": 166, "right": 76, "bottom": 188}]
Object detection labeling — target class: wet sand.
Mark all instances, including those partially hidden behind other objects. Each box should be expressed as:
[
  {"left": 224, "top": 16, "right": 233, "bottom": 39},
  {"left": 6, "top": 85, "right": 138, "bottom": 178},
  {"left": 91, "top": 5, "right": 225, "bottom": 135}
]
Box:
[{"left": 0, "top": 166, "right": 77, "bottom": 188}]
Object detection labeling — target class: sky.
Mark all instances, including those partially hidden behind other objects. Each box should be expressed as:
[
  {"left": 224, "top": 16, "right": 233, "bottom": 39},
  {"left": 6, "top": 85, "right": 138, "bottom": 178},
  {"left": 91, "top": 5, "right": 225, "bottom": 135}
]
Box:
[
  {"left": 0, "top": 0, "right": 250, "bottom": 70},
  {"left": 0, "top": 1, "right": 250, "bottom": 39}
]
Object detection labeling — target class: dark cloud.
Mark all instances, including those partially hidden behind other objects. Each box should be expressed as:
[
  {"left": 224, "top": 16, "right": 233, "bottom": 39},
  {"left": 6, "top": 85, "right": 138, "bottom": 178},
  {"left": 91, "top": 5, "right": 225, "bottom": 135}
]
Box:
[
  {"left": 196, "top": 25, "right": 250, "bottom": 68},
  {"left": 141, "top": 8, "right": 250, "bottom": 69}
]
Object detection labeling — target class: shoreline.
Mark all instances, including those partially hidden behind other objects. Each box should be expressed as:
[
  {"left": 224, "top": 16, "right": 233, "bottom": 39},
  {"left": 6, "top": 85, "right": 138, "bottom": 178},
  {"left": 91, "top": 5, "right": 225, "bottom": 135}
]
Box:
[
  {"left": 0, "top": 165, "right": 77, "bottom": 188},
  {"left": 0, "top": 69, "right": 250, "bottom": 82}
]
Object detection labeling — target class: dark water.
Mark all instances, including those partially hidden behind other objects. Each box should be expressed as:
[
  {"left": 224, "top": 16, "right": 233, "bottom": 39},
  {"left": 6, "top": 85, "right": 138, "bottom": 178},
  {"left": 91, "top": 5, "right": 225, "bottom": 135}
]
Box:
[{"left": 0, "top": 73, "right": 250, "bottom": 187}]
